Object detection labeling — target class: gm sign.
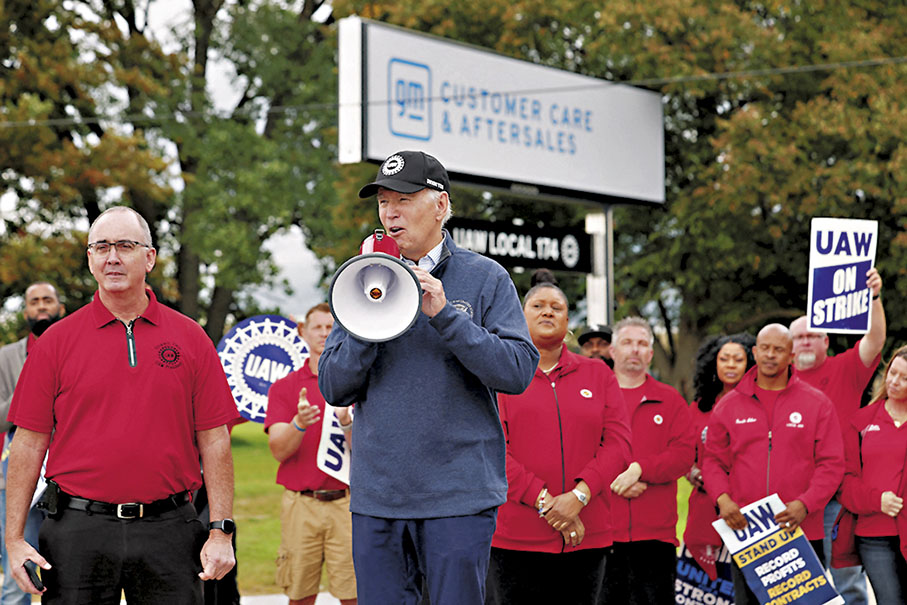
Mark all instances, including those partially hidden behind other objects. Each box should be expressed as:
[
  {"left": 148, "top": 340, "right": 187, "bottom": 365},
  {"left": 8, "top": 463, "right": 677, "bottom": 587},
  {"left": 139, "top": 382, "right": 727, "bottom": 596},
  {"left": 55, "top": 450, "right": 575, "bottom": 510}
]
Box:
[{"left": 388, "top": 58, "right": 431, "bottom": 140}]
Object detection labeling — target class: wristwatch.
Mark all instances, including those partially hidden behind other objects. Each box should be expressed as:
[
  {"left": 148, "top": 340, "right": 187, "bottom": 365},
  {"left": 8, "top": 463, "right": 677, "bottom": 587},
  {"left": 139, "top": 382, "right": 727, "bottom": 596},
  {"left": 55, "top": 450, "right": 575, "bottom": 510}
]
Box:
[
  {"left": 572, "top": 488, "right": 589, "bottom": 506},
  {"left": 208, "top": 519, "right": 236, "bottom": 534}
]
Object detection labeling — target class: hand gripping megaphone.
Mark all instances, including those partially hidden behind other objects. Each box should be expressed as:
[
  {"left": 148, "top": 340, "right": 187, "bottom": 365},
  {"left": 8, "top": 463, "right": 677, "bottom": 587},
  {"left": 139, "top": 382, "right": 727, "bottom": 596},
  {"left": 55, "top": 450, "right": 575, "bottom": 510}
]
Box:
[{"left": 328, "top": 229, "right": 422, "bottom": 342}]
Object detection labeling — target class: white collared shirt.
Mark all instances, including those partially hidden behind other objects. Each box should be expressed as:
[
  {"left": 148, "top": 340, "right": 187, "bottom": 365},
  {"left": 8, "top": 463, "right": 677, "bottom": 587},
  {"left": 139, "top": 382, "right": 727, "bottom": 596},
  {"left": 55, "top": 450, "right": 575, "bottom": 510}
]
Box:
[{"left": 405, "top": 239, "right": 444, "bottom": 271}]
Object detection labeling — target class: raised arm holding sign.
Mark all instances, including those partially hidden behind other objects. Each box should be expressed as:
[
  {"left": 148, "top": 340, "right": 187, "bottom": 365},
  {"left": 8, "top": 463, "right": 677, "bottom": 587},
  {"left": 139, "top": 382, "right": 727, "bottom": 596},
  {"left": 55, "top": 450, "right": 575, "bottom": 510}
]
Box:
[{"left": 796, "top": 218, "right": 886, "bottom": 605}]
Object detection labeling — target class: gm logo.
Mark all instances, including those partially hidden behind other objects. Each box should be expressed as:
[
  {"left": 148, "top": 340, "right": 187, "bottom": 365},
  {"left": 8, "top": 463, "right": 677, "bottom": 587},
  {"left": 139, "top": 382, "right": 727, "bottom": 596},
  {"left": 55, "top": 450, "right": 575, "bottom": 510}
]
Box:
[{"left": 388, "top": 58, "right": 431, "bottom": 141}]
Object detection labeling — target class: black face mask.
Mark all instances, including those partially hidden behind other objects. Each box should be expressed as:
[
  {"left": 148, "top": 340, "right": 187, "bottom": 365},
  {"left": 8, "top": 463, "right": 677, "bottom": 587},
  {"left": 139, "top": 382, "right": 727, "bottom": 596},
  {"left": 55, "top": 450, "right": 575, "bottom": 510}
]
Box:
[{"left": 26, "top": 312, "right": 62, "bottom": 337}]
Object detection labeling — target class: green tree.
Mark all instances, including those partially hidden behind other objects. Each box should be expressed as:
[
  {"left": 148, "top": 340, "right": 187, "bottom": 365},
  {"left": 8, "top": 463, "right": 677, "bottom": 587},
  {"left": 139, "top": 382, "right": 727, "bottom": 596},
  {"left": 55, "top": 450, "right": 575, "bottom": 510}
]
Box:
[
  {"left": 1, "top": 0, "right": 342, "bottom": 343},
  {"left": 0, "top": 0, "right": 176, "bottom": 317}
]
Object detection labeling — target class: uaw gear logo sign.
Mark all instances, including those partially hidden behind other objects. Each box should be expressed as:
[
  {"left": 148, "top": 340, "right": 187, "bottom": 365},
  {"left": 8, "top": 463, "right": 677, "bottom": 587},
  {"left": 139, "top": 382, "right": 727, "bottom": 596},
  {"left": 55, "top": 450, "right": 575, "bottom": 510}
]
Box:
[
  {"left": 217, "top": 315, "right": 308, "bottom": 423},
  {"left": 382, "top": 154, "right": 405, "bottom": 174}
]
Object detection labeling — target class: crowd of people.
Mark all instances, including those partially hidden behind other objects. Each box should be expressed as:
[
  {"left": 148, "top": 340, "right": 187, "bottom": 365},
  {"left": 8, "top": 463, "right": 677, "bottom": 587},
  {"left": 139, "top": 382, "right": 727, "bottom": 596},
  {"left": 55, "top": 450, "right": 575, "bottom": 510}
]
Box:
[{"left": 0, "top": 149, "right": 904, "bottom": 605}]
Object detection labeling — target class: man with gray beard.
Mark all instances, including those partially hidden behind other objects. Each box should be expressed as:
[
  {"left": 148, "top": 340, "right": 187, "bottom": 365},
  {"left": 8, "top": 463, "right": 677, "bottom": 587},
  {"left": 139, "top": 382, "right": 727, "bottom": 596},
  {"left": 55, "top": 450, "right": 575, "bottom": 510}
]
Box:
[{"left": 789, "top": 266, "right": 885, "bottom": 605}]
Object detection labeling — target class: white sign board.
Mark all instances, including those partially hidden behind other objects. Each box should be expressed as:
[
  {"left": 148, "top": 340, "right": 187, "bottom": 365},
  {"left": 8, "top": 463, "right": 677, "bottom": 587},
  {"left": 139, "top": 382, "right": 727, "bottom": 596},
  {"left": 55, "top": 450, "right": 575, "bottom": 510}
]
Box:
[
  {"left": 807, "top": 218, "right": 878, "bottom": 334},
  {"left": 316, "top": 404, "right": 351, "bottom": 485},
  {"left": 713, "top": 494, "right": 842, "bottom": 605},
  {"left": 339, "top": 17, "right": 665, "bottom": 204}
]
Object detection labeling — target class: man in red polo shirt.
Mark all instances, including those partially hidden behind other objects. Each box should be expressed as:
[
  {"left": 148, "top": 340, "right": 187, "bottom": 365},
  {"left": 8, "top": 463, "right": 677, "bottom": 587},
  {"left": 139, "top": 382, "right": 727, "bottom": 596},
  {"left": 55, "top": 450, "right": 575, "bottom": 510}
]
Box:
[
  {"left": 605, "top": 316, "right": 695, "bottom": 604},
  {"left": 789, "top": 267, "right": 885, "bottom": 605},
  {"left": 265, "top": 303, "right": 356, "bottom": 605},
  {"left": 5, "top": 206, "right": 239, "bottom": 603}
]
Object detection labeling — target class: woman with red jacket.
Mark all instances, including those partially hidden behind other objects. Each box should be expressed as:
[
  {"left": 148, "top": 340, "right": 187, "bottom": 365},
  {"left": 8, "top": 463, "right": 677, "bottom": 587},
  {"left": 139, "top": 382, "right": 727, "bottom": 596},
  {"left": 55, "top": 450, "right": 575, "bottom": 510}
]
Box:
[
  {"left": 838, "top": 345, "right": 907, "bottom": 603},
  {"left": 485, "top": 272, "right": 631, "bottom": 605},
  {"left": 684, "top": 333, "right": 755, "bottom": 579}
]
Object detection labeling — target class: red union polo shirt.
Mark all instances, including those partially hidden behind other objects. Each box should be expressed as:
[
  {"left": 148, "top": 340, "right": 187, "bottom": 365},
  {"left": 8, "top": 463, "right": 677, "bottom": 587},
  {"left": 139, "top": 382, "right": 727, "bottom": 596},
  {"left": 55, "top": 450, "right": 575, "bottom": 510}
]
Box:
[
  {"left": 264, "top": 362, "right": 347, "bottom": 492},
  {"left": 794, "top": 340, "right": 879, "bottom": 430},
  {"left": 8, "top": 289, "right": 239, "bottom": 503},
  {"left": 853, "top": 402, "right": 907, "bottom": 537}
]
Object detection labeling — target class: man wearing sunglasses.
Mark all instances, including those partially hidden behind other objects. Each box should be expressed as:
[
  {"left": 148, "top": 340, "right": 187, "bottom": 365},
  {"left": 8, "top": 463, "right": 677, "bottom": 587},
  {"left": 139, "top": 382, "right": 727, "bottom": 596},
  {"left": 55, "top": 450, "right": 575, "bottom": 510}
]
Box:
[{"left": 5, "top": 206, "right": 239, "bottom": 604}]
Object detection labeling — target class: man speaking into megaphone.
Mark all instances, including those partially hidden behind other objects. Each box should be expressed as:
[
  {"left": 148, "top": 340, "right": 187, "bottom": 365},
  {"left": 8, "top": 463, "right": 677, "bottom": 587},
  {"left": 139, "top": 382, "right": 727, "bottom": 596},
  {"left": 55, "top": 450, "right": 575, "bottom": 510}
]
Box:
[{"left": 318, "top": 150, "right": 539, "bottom": 605}]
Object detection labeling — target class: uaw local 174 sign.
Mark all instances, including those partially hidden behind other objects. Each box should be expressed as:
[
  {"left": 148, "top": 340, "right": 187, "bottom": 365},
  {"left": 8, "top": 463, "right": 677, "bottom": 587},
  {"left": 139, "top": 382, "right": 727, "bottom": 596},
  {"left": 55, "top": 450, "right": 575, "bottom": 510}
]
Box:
[
  {"left": 448, "top": 217, "right": 591, "bottom": 273},
  {"left": 807, "top": 218, "right": 877, "bottom": 334},
  {"left": 217, "top": 315, "right": 308, "bottom": 422},
  {"left": 713, "top": 494, "right": 842, "bottom": 605}
]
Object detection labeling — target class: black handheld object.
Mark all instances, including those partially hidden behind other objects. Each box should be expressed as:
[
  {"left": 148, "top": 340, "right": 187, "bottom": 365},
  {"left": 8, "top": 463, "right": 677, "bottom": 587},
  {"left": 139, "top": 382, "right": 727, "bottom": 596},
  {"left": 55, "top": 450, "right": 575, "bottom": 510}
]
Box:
[{"left": 24, "top": 560, "right": 44, "bottom": 591}]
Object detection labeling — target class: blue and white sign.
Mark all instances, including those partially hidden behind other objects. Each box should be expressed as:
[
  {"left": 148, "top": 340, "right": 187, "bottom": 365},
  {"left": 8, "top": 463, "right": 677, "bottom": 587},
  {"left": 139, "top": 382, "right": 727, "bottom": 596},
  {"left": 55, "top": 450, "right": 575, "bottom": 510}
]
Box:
[
  {"left": 216, "top": 315, "right": 308, "bottom": 423},
  {"left": 807, "top": 218, "right": 878, "bottom": 334},
  {"left": 713, "top": 494, "right": 842, "bottom": 605},
  {"left": 317, "top": 404, "right": 351, "bottom": 485},
  {"left": 675, "top": 542, "right": 735, "bottom": 605},
  {"left": 339, "top": 17, "right": 664, "bottom": 204}
]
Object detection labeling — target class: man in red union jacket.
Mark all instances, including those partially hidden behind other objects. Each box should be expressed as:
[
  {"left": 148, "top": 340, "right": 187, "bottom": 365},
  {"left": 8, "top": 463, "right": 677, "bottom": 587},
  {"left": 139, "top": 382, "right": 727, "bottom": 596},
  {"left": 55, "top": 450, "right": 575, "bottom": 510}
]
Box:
[
  {"left": 604, "top": 316, "right": 695, "bottom": 604},
  {"left": 702, "top": 323, "right": 844, "bottom": 605}
]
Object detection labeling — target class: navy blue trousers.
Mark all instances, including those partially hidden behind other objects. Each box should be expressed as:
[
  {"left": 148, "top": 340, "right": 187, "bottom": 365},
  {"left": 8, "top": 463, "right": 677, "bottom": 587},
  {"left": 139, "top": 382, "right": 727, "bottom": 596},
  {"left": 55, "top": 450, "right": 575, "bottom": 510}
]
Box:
[{"left": 351, "top": 508, "right": 497, "bottom": 605}]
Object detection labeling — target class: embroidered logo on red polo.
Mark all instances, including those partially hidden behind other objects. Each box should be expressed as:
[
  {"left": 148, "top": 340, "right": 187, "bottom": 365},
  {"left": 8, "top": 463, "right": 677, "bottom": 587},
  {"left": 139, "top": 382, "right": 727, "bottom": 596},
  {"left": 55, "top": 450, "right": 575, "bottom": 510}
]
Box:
[
  {"left": 156, "top": 343, "right": 183, "bottom": 369},
  {"left": 653, "top": 414, "right": 663, "bottom": 425},
  {"left": 580, "top": 389, "right": 593, "bottom": 398},
  {"left": 861, "top": 424, "right": 881, "bottom": 437}
]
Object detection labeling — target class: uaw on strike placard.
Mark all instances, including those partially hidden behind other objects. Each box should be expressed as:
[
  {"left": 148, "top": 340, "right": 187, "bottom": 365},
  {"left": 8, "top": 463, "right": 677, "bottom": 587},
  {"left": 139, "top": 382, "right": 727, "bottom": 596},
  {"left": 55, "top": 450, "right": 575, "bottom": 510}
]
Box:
[
  {"left": 713, "top": 494, "right": 841, "bottom": 605},
  {"left": 807, "top": 218, "right": 877, "bottom": 334}
]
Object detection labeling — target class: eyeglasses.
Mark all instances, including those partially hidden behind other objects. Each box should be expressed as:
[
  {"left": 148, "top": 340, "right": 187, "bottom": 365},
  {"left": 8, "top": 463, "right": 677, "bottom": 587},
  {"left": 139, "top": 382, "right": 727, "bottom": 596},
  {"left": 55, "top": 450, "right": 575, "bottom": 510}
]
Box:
[{"left": 87, "top": 240, "right": 152, "bottom": 255}]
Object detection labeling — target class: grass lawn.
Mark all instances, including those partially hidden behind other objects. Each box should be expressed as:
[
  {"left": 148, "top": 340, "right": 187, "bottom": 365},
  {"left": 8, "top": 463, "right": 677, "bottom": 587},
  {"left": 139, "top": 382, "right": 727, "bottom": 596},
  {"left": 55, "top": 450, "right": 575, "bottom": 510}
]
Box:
[{"left": 232, "top": 420, "right": 284, "bottom": 595}]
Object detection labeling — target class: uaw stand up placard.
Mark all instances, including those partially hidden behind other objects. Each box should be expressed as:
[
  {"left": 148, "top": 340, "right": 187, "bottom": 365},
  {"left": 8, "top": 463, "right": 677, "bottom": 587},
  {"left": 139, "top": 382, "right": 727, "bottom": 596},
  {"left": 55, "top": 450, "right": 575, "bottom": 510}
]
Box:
[
  {"left": 807, "top": 218, "right": 877, "bottom": 334},
  {"left": 216, "top": 315, "right": 308, "bottom": 422},
  {"left": 713, "top": 495, "right": 842, "bottom": 605}
]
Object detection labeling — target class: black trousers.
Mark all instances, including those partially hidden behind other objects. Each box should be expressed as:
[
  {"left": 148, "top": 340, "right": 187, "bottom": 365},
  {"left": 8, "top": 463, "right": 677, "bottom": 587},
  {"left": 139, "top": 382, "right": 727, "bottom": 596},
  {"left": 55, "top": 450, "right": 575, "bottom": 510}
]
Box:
[
  {"left": 485, "top": 546, "right": 607, "bottom": 605},
  {"left": 601, "top": 540, "right": 677, "bottom": 604},
  {"left": 38, "top": 502, "right": 207, "bottom": 605},
  {"left": 194, "top": 485, "right": 240, "bottom": 605}
]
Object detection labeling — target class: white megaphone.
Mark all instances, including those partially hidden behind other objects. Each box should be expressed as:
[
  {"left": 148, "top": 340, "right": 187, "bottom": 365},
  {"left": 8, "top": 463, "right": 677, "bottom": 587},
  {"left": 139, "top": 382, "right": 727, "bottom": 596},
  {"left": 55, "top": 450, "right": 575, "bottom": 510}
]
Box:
[{"left": 328, "top": 229, "right": 422, "bottom": 342}]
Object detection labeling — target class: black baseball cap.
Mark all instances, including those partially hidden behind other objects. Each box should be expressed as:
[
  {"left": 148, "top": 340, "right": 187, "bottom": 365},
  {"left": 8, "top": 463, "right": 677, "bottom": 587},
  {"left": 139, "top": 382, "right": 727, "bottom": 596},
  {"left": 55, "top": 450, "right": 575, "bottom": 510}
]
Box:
[
  {"left": 578, "top": 325, "right": 612, "bottom": 346},
  {"left": 358, "top": 151, "right": 450, "bottom": 198}
]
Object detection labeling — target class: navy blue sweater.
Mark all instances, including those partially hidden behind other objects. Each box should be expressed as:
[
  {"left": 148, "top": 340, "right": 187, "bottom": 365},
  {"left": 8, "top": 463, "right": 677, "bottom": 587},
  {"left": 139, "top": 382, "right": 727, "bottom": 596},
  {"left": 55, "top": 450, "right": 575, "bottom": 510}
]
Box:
[{"left": 318, "top": 232, "right": 538, "bottom": 518}]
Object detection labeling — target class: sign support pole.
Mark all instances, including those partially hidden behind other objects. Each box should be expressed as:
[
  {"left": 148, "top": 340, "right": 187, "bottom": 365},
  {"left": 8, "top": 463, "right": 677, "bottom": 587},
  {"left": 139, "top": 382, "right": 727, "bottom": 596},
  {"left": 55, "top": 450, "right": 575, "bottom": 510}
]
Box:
[
  {"left": 585, "top": 210, "right": 613, "bottom": 326},
  {"left": 606, "top": 206, "right": 615, "bottom": 326}
]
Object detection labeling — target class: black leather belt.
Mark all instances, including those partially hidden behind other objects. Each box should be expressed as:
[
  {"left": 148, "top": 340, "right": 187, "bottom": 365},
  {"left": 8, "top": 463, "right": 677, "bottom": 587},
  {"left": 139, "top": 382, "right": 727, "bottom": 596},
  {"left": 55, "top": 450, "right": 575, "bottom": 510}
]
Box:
[
  {"left": 60, "top": 491, "right": 191, "bottom": 519},
  {"left": 298, "top": 489, "right": 348, "bottom": 502}
]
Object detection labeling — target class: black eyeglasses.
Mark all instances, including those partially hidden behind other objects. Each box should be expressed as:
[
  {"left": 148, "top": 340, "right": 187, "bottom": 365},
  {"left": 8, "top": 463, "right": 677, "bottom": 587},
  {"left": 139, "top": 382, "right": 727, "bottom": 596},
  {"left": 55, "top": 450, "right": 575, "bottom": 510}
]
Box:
[{"left": 87, "top": 240, "right": 152, "bottom": 255}]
